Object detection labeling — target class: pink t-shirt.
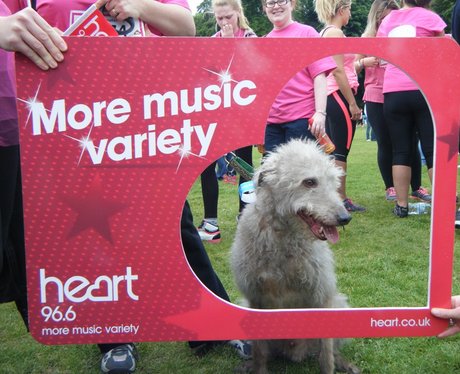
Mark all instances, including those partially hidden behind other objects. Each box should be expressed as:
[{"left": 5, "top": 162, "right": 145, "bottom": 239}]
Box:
[
  {"left": 326, "top": 52, "right": 359, "bottom": 95},
  {"left": 363, "top": 65, "right": 385, "bottom": 104},
  {"left": 266, "top": 22, "right": 336, "bottom": 124},
  {"left": 377, "top": 7, "right": 446, "bottom": 93},
  {"left": 13, "top": 0, "right": 190, "bottom": 35},
  {"left": 0, "top": 1, "right": 19, "bottom": 147}
]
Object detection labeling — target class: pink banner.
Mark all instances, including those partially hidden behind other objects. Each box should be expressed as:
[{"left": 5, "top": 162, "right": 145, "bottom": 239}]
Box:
[{"left": 15, "top": 37, "right": 460, "bottom": 344}]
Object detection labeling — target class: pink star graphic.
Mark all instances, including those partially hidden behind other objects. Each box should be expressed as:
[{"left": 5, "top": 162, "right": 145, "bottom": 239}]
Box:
[
  {"left": 62, "top": 175, "right": 126, "bottom": 244},
  {"left": 47, "top": 60, "right": 75, "bottom": 89},
  {"left": 163, "top": 288, "right": 248, "bottom": 340},
  {"left": 437, "top": 122, "right": 459, "bottom": 161}
]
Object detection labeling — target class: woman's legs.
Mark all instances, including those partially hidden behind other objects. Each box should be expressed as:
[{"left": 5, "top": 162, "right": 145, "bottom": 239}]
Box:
[
  {"left": 326, "top": 91, "right": 362, "bottom": 210},
  {"left": 366, "top": 102, "right": 393, "bottom": 190},
  {"left": 384, "top": 91, "right": 422, "bottom": 208}
]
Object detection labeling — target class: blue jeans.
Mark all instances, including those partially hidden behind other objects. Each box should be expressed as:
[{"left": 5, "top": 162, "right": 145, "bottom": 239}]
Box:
[{"left": 264, "top": 118, "right": 315, "bottom": 153}]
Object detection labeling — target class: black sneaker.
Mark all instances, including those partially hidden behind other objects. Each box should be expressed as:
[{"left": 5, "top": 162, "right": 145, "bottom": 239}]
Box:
[
  {"left": 411, "top": 187, "right": 432, "bottom": 202},
  {"left": 455, "top": 210, "right": 460, "bottom": 229},
  {"left": 227, "top": 340, "right": 252, "bottom": 359},
  {"left": 100, "top": 344, "right": 138, "bottom": 373},
  {"left": 394, "top": 204, "right": 408, "bottom": 218},
  {"left": 343, "top": 198, "right": 366, "bottom": 212}
]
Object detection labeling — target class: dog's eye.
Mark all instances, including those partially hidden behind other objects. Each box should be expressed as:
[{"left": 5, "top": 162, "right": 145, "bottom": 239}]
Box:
[{"left": 302, "top": 178, "right": 317, "bottom": 188}]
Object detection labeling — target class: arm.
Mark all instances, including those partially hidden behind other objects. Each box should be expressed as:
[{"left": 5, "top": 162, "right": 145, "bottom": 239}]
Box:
[
  {"left": 431, "top": 295, "right": 460, "bottom": 338},
  {"left": 310, "top": 73, "right": 327, "bottom": 138},
  {"left": 354, "top": 54, "right": 379, "bottom": 74},
  {"left": 323, "top": 27, "right": 361, "bottom": 121},
  {"left": 96, "top": 0, "right": 195, "bottom": 36},
  {"left": 331, "top": 54, "right": 361, "bottom": 121},
  {"left": 0, "top": 8, "right": 67, "bottom": 70}
]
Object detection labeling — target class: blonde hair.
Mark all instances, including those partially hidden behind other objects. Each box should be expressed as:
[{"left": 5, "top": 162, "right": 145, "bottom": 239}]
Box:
[
  {"left": 362, "top": 0, "right": 399, "bottom": 37},
  {"left": 314, "top": 0, "right": 352, "bottom": 24},
  {"left": 212, "top": 0, "right": 252, "bottom": 30}
]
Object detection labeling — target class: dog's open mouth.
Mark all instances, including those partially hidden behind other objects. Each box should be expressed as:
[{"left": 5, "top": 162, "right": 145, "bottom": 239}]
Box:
[{"left": 297, "top": 211, "right": 339, "bottom": 244}]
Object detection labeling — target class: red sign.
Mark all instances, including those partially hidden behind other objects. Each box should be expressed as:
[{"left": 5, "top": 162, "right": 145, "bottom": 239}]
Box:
[
  {"left": 63, "top": 5, "right": 118, "bottom": 37},
  {"left": 15, "top": 37, "right": 460, "bottom": 345}
]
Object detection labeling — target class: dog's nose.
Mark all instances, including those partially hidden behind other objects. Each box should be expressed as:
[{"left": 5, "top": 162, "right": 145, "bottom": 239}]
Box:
[{"left": 337, "top": 212, "right": 352, "bottom": 226}]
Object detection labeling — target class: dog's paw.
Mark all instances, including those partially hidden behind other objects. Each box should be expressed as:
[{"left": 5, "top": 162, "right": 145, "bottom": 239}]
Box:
[
  {"left": 334, "top": 355, "right": 361, "bottom": 374},
  {"left": 347, "top": 364, "right": 361, "bottom": 374},
  {"left": 339, "top": 363, "right": 361, "bottom": 374}
]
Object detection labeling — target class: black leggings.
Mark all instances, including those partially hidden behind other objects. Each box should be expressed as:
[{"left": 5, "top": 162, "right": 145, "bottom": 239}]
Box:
[
  {"left": 200, "top": 145, "right": 253, "bottom": 217},
  {"left": 100, "top": 201, "right": 231, "bottom": 353},
  {"left": 0, "top": 146, "right": 28, "bottom": 328},
  {"left": 326, "top": 90, "right": 357, "bottom": 163},
  {"left": 366, "top": 102, "right": 422, "bottom": 191},
  {"left": 181, "top": 201, "right": 230, "bottom": 348},
  {"left": 383, "top": 90, "right": 434, "bottom": 169}
]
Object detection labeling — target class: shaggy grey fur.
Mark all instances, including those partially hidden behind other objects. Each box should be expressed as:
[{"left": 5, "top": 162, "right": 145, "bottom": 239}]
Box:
[{"left": 231, "top": 139, "right": 360, "bottom": 374}]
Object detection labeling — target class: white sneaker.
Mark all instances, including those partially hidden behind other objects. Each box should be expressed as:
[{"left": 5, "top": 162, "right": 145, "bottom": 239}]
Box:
[{"left": 197, "top": 221, "right": 221, "bottom": 243}]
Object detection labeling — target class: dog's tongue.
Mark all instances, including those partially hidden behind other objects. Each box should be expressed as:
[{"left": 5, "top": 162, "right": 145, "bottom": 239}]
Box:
[
  {"left": 300, "top": 212, "right": 340, "bottom": 244},
  {"left": 323, "top": 225, "right": 339, "bottom": 244}
]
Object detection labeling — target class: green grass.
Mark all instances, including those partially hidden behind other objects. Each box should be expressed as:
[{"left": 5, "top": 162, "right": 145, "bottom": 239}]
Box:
[{"left": 1, "top": 126, "right": 460, "bottom": 373}]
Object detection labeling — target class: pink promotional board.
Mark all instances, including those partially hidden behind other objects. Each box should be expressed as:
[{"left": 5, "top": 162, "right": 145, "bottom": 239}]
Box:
[{"left": 15, "top": 37, "right": 460, "bottom": 345}]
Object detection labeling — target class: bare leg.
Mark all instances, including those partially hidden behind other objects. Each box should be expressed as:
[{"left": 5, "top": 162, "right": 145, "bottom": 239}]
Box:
[
  {"left": 335, "top": 160, "right": 347, "bottom": 200},
  {"left": 393, "top": 164, "right": 411, "bottom": 207}
]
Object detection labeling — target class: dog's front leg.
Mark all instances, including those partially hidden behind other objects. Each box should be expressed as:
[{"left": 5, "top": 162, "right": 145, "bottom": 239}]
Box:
[
  {"left": 318, "top": 338, "right": 334, "bottom": 374},
  {"left": 252, "top": 339, "right": 270, "bottom": 374}
]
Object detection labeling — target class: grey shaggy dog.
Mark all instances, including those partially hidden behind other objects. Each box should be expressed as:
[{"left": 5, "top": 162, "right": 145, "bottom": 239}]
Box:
[{"left": 231, "top": 139, "right": 360, "bottom": 374}]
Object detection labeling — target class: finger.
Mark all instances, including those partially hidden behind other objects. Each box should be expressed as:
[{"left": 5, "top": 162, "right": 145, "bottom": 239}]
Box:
[
  {"left": 22, "top": 23, "right": 62, "bottom": 69},
  {"left": 110, "top": 8, "right": 121, "bottom": 19},
  {"left": 13, "top": 39, "right": 50, "bottom": 70},
  {"left": 95, "top": 0, "right": 110, "bottom": 8},
  {"left": 432, "top": 308, "right": 459, "bottom": 320},
  {"left": 451, "top": 296, "right": 460, "bottom": 308},
  {"left": 31, "top": 11, "right": 67, "bottom": 52},
  {"left": 437, "top": 325, "right": 460, "bottom": 338}
]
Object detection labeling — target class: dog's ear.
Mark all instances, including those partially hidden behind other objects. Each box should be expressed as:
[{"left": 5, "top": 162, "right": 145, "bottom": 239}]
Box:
[{"left": 257, "top": 171, "right": 265, "bottom": 186}]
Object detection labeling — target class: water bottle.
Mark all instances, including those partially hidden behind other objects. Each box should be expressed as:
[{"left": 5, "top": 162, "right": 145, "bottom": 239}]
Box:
[{"left": 408, "top": 202, "right": 431, "bottom": 215}]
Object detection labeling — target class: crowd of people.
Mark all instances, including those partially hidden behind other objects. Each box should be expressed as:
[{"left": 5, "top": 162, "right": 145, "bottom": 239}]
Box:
[{"left": 0, "top": 0, "right": 459, "bottom": 372}]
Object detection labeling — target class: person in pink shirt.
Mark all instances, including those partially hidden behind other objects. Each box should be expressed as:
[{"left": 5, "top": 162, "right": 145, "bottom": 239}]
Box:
[
  {"left": 262, "top": 0, "right": 335, "bottom": 156},
  {"left": 197, "top": 0, "right": 256, "bottom": 243},
  {"left": 4, "top": 1, "right": 193, "bottom": 372},
  {"left": 0, "top": 3, "right": 66, "bottom": 374},
  {"left": 355, "top": 0, "right": 430, "bottom": 204},
  {"left": 0, "top": 0, "right": 66, "bottom": 345},
  {"left": 5, "top": 1, "right": 250, "bottom": 372},
  {"left": 212, "top": 0, "right": 256, "bottom": 38},
  {"left": 315, "top": 0, "right": 365, "bottom": 213},
  {"left": 377, "top": 0, "right": 446, "bottom": 217},
  {"left": 8, "top": 0, "right": 195, "bottom": 37}
]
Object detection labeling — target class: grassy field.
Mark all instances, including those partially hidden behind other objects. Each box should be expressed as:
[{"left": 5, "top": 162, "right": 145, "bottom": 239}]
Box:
[{"left": 1, "top": 126, "right": 459, "bottom": 373}]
